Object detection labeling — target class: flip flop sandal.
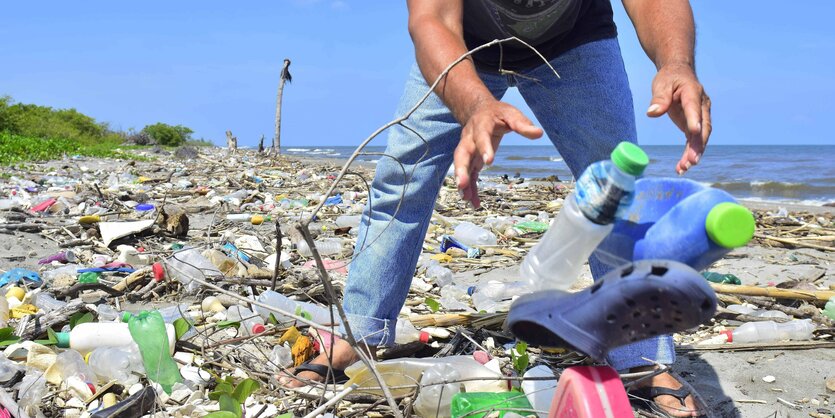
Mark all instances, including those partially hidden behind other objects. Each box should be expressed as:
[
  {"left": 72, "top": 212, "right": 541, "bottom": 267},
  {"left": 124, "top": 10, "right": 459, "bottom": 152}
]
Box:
[
  {"left": 629, "top": 374, "right": 710, "bottom": 418},
  {"left": 288, "top": 362, "right": 348, "bottom": 385},
  {"left": 507, "top": 259, "right": 717, "bottom": 361}
]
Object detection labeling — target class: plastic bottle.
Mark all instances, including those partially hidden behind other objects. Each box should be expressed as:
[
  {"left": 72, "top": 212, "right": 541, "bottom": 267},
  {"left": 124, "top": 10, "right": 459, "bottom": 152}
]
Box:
[
  {"left": 34, "top": 292, "right": 67, "bottom": 313},
  {"left": 18, "top": 372, "right": 47, "bottom": 410},
  {"left": 344, "top": 356, "right": 507, "bottom": 398},
  {"left": 202, "top": 296, "right": 226, "bottom": 313},
  {"left": 297, "top": 238, "right": 343, "bottom": 257},
  {"left": 157, "top": 304, "right": 192, "bottom": 323},
  {"left": 335, "top": 215, "right": 362, "bottom": 229},
  {"left": 520, "top": 142, "right": 648, "bottom": 291},
  {"left": 254, "top": 290, "right": 340, "bottom": 326},
  {"left": 124, "top": 311, "right": 183, "bottom": 394},
  {"left": 226, "top": 214, "right": 272, "bottom": 225},
  {"left": 55, "top": 321, "right": 176, "bottom": 355},
  {"left": 51, "top": 350, "right": 96, "bottom": 386},
  {"left": 164, "top": 248, "right": 224, "bottom": 293},
  {"left": 0, "top": 355, "right": 20, "bottom": 383},
  {"left": 468, "top": 281, "right": 531, "bottom": 313},
  {"left": 450, "top": 391, "right": 534, "bottom": 418},
  {"left": 394, "top": 318, "right": 430, "bottom": 345},
  {"left": 725, "top": 304, "right": 788, "bottom": 319},
  {"left": 439, "top": 284, "right": 474, "bottom": 312},
  {"left": 87, "top": 345, "right": 145, "bottom": 386},
  {"left": 269, "top": 344, "right": 294, "bottom": 369},
  {"left": 454, "top": 222, "right": 498, "bottom": 247},
  {"left": 96, "top": 304, "right": 121, "bottom": 322},
  {"left": 425, "top": 261, "right": 454, "bottom": 287},
  {"left": 414, "top": 364, "right": 461, "bottom": 418},
  {"left": 226, "top": 305, "right": 266, "bottom": 336},
  {"left": 521, "top": 365, "right": 557, "bottom": 418},
  {"left": 726, "top": 319, "right": 816, "bottom": 343},
  {"left": 824, "top": 296, "right": 835, "bottom": 321}
]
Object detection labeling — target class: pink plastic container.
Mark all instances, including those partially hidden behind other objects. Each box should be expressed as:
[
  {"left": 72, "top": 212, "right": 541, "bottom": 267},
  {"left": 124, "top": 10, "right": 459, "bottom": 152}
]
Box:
[{"left": 549, "top": 366, "right": 632, "bottom": 418}]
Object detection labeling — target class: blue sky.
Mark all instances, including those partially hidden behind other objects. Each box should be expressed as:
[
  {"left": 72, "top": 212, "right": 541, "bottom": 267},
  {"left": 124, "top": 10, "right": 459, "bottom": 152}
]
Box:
[{"left": 1, "top": 1, "right": 833, "bottom": 147}]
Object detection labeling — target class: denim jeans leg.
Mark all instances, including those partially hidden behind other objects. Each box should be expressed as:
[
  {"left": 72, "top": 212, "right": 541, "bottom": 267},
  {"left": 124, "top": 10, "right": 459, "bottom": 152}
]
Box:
[
  {"left": 339, "top": 64, "right": 509, "bottom": 347},
  {"left": 516, "top": 38, "right": 676, "bottom": 370}
]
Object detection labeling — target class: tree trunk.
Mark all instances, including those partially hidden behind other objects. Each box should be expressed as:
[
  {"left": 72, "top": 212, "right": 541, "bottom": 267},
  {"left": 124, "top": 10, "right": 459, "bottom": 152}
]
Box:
[
  {"left": 258, "top": 134, "right": 265, "bottom": 153},
  {"left": 274, "top": 58, "right": 292, "bottom": 155},
  {"left": 225, "top": 130, "right": 237, "bottom": 151}
]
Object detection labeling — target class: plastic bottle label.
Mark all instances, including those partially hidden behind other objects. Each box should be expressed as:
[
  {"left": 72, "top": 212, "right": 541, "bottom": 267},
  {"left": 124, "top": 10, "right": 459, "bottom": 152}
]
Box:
[{"left": 574, "top": 162, "right": 630, "bottom": 225}]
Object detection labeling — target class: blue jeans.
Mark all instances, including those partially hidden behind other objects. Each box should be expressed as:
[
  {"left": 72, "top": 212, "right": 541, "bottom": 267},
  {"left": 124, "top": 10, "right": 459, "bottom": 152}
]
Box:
[{"left": 339, "top": 38, "right": 674, "bottom": 371}]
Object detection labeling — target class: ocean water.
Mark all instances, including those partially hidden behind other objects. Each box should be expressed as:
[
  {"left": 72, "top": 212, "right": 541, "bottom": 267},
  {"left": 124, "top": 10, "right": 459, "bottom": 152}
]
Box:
[{"left": 282, "top": 145, "right": 835, "bottom": 206}]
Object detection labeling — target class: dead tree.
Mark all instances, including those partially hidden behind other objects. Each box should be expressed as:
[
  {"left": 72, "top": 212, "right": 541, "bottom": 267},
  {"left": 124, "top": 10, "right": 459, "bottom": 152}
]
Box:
[
  {"left": 273, "top": 58, "right": 292, "bottom": 155},
  {"left": 258, "top": 134, "right": 265, "bottom": 153},
  {"left": 225, "top": 130, "right": 237, "bottom": 152}
]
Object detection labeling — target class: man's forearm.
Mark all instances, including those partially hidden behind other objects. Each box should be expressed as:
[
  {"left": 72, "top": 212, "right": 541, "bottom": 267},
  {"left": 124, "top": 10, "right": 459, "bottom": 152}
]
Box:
[
  {"left": 622, "top": 0, "right": 695, "bottom": 69},
  {"left": 408, "top": 14, "right": 495, "bottom": 125}
]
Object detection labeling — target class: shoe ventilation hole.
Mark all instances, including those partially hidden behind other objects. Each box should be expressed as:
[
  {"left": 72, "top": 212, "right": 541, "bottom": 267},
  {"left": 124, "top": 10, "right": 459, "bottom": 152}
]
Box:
[
  {"left": 642, "top": 323, "right": 651, "bottom": 329},
  {"left": 632, "top": 311, "right": 641, "bottom": 318},
  {"left": 621, "top": 323, "right": 630, "bottom": 330},
  {"left": 621, "top": 265, "right": 635, "bottom": 277},
  {"left": 665, "top": 323, "right": 674, "bottom": 329},
  {"left": 625, "top": 298, "right": 636, "bottom": 308},
  {"left": 653, "top": 314, "right": 661, "bottom": 320},
  {"left": 673, "top": 317, "right": 683, "bottom": 323},
  {"left": 675, "top": 309, "right": 683, "bottom": 316},
  {"left": 701, "top": 299, "right": 713, "bottom": 311},
  {"left": 650, "top": 266, "right": 669, "bottom": 276},
  {"left": 606, "top": 314, "right": 617, "bottom": 323}
]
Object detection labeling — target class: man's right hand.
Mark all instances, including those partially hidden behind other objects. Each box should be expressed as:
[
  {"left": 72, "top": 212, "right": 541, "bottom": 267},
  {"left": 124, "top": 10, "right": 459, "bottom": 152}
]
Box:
[{"left": 454, "top": 100, "right": 543, "bottom": 208}]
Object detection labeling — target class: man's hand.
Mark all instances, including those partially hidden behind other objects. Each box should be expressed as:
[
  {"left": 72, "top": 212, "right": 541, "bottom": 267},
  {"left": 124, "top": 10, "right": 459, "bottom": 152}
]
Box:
[
  {"left": 646, "top": 65, "right": 711, "bottom": 175},
  {"left": 454, "top": 100, "right": 543, "bottom": 208}
]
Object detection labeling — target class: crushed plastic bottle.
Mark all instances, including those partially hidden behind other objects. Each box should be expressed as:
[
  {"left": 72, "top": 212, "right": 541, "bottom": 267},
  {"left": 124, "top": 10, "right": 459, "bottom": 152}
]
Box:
[
  {"left": 50, "top": 350, "right": 96, "bottom": 396},
  {"left": 726, "top": 319, "right": 816, "bottom": 343},
  {"left": 255, "top": 290, "right": 340, "bottom": 326},
  {"left": 469, "top": 281, "right": 531, "bottom": 313},
  {"left": 454, "top": 221, "right": 498, "bottom": 247},
  {"left": 394, "top": 318, "right": 430, "bottom": 345},
  {"left": 55, "top": 321, "right": 176, "bottom": 355},
  {"left": 164, "top": 248, "right": 224, "bottom": 294},
  {"left": 413, "top": 364, "right": 461, "bottom": 418},
  {"left": 823, "top": 296, "right": 835, "bottom": 321},
  {"left": 439, "top": 284, "right": 474, "bottom": 312},
  {"left": 520, "top": 142, "right": 648, "bottom": 291},
  {"left": 18, "top": 371, "right": 47, "bottom": 410},
  {"left": 297, "top": 238, "right": 343, "bottom": 257},
  {"left": 425, "top": 260, "right": 454, "bottom": 287},
  {"left": 124, "top": 311, "right": 183, "bottom": 394},
  {"left": 521, "top": 365, "right": 557, "bottom": 418},
  {"left": 450, "top": 391, "right": 533, "bottom": 418},
  {"left": 725, "top": 304, "right": 789, "bottom": 319},
  {"left": 96, "top": 304, "right": 121, "bottom": 322},
  {"left": 87, "top": 345, "right": 145, "bottom": 386},
  {"left": 702, "top": 271, "right": 743, "bottom": 285},
  {"left": 269, "top": 344, "right": 294, "bottom": 369},
  {"left": 34, "top": 292, "right": 67, "bottom": 313}
]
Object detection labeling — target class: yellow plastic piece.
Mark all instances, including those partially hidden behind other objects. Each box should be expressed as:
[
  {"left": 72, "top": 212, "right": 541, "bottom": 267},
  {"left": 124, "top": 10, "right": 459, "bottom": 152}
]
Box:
[
  {"left": 137, "top": 176, "right": 152, "bottom": 183},
  {"left": 78, "top": 215, "right": 101, "bottom": 224},
  {"left": 11, "top": 304, "right": 38, "bottom": 319},
  {"left": 278, "top": 326, "right": 301, "bottom": 346},
  {"left": 291, "top": 336, "right": 314, "bottom": 367},
  {"left": 5, "top": 287, "right": 25, "bottom": 302},
  {"left": 102, "top": 393, "right": 117, "bottom": 408},
  {"left": 430, "top": 253, "right": 453, "bottom": 263},
  {"left": 251, "top": 215, "right": 264, "bottom": 225}
]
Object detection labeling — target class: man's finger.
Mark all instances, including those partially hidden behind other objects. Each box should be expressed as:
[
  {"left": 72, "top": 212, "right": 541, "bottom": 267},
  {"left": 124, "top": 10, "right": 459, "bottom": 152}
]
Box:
[
  {"left": 475, "top": 120, "right": 500, "bottom": 166},
  {"left": 504, "top": 110, "right": 544, "bottom": 140},
  {"left": 648, "top": 77, "right": 673, "bottom": 117},
  {"left": 680, "top": 85, "right": 703, "bottom": 137}
]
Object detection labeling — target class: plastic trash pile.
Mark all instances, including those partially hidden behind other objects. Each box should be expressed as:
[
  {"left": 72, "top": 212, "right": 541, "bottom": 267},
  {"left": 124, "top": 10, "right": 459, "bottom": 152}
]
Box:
[{"left": 0, "top": 146, "right": 832, "bottom": 417}]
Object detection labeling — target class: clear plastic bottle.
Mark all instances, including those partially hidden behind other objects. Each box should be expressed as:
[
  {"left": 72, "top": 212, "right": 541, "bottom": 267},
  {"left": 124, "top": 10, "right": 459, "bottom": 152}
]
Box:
[
  {"left": 394, "top": 318, "right": 430, "bottom": 345},
  {"left": 730, "top": 319, "right": 816, "bottom": 343},
  {"left": 164, "top": 248, "right": 224, "bottom": 294},
  {"left": 18, "top": 372, "right": 47, "bottom": 410},
  {"left": 823, "top": 296, "right": 835, "bottom": 321},
  {"left": 454, "top": 222, "right": 497, "bottom": 247},
  {"left": 297, "top": 238, "right": 343, "bottom": 257},
  {"left": 521, "top": 365, "right": 557, "bottom": 418},
  {"left": 52, "top": 350, "right": 96, "bottom": 385},
  {"left": 254, "top": 290, "right": 339, "bottom": 326},
  {"left": 426, "top": 262, "right": 454, "bottom": 287},
  {"left": 87, "top": 345, "right": 145, "bottom": 386},
  {"left": 413, "top": 364, "right": 461, "bottom": 418},
  {"left": 34, "top": 293, "right": 67, "bottom": 313},
  {"left": 519, "top": 142, "right": 648, "bottom": 291},
  {"left": 0, "top": 355, "right": 20, "bottom": 383},
  {"left": 468, "top": 281, "right": 531, "bottom": 313},
  {"left": 226, "top": 305, "right": 266, "bottom": 335},
  {"left": 96, "top": 304, "right": 121, "bottom": 322},
  {"left": 439, "top": 284, "right": 474, "bottom": 312},
  {"left": 335, "top": 215, "right": 362, "bottom": 229},
  {"left": 269, "top": 344, "right": 294, "bottom": 369}
]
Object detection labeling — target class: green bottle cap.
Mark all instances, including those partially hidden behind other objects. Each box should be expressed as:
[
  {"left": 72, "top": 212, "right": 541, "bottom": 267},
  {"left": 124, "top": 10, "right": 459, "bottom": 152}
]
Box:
[
  {"left": 122, "top": 312, "right": 133, "bottom": 323},
  {"left": 56, "top": 332, "right": 71, "bottom": 348},
  {"left": 610, "top": 142, "right": 649, "bottom": 176},
  {"left": 705, "top": 202, "right": 755, "bottom": 248}
]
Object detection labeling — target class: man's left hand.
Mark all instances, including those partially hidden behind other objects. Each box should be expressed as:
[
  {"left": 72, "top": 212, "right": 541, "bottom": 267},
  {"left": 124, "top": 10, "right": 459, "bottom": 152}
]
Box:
[{"left": 646, "top": 63, "right": 712, "bottom": 175}]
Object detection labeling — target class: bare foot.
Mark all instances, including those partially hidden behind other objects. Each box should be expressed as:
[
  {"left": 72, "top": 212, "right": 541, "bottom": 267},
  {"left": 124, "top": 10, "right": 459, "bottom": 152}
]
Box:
[
  {"left": 630, "top": 366, "right": 700, "bottom": 417},
  {"left": 278, "top": 339, "right": 370, "bottom": 388}
]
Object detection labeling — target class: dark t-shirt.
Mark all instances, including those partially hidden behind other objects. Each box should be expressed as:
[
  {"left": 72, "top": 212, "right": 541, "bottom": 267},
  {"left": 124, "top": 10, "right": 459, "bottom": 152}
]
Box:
[{"left": 463, "top": 0, "right": 617, "bottom": 71}]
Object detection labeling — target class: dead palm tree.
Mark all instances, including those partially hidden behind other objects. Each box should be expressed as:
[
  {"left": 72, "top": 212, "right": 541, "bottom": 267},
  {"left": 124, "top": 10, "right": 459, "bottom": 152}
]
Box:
[{"left": 273, "top": 58, "right": 292, "bottom": 154}]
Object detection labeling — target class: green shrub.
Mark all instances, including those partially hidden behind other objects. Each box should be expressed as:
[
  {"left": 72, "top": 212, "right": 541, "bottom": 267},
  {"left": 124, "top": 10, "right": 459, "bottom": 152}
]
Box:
[{"left": 142, "top": 123, "right": 193, "bottom": 146}]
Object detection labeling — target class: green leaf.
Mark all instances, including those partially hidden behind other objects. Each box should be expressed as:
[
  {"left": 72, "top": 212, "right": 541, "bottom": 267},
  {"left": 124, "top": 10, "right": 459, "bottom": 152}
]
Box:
[
  {"left": 173, "top": 317, "right": 192, "bottom": 341},
  {"left": 511, "top": 341, "right": 529, "bottom": 376},
  {"left": 218, "top": 393, "right": 242, "bottom": 418},
  {"left": 275, "top": 414, "right": 293, "bottom": 418},
  {"left": 34, "top": 328, "right": 58, "bottom": 346},
  {"left": 203, "top": 412, "right": 238, "bottom": 418},
  {"left": 424, "top": 298, "right": 440, "bottom": 313},
  {"left": 208, "top": 378, "right": 235, "bottom": 400},
  {"left": 69, "top": 312, "right": 93, "bottom": 329},
  {"left": 267, "top": 313, "right": 279, "bottom": 326},
  {"left": 216, "top": 320, "right": 241, "bottom": 330},
  {"left": 0, "top": 328, "right": 19, "bottom": 348},
  {"left": 231, "top": 378, "right": 261, "bottom": 404}
]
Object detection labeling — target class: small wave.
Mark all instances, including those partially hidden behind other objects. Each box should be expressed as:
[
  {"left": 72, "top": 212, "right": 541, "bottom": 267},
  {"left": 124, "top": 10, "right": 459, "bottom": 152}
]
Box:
[
  {"left": 714, "top": 181, "right": 810, "bottom": 192},
  {"left": 286, "top": 148, "right": 308, "bottom": 152},
  {"left": 505, "top": 155, "right": 558, "bottom": 162},
  {"left": 549, "top": 157, "right": 563, "bottom": 162}
]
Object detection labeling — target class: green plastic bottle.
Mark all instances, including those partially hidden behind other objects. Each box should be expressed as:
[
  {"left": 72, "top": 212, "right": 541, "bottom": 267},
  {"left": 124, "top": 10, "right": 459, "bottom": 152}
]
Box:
[
  {"left": 450, "top": 391, "right": 534, "bottom": 418},
  {"left": 823, "top": 296, "right": 835, "bottom": 321},
  {"left": 123, "top": 311, "right": 182, "bottom": 394},
  {"left": 701, "top": 271, "right": 742, "bottom": 285}
]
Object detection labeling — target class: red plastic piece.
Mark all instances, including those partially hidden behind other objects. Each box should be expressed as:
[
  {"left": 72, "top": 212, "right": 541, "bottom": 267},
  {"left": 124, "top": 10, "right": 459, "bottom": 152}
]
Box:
[
  {"left": 549, "top": 366, "right": 632, "bottom": 418},
  {"left": 31, "top": 198, "right": 57, "bottom": 213},
  {"left": 152, "top": 262, "right": 165, "bottom": 282},
  {"left": 251, "top": 324, "right": 266, "bottom": 334},
  {"left": 720, "top": 329, "right": 733, "bottom": 342}
]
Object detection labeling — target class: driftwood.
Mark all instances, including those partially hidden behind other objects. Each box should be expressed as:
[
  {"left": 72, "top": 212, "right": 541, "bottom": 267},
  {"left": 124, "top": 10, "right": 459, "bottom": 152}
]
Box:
[
  {"left": 678, "top": 340, "right": 835, "bottom": 352},
  {"left": 709, "top": 283, "right": 835, "bottom": 302},
  {"left": 18, "top": 299, "right": 93, "bottom": 340}
]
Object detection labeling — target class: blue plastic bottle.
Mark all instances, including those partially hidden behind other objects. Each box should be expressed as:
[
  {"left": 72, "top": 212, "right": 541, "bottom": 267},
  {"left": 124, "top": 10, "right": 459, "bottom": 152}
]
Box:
[{"left": 595, "top": 178, "right": 755, "bottom": 271}]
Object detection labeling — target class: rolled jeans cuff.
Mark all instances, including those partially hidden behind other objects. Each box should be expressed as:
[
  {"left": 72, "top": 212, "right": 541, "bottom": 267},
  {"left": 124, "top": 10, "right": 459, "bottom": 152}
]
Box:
[
  {"left": 606, "top": 335, "right": 676, "bottom": 372},
  {"left": 337, "top": 313, "right": 395, "bottom": 347}
]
